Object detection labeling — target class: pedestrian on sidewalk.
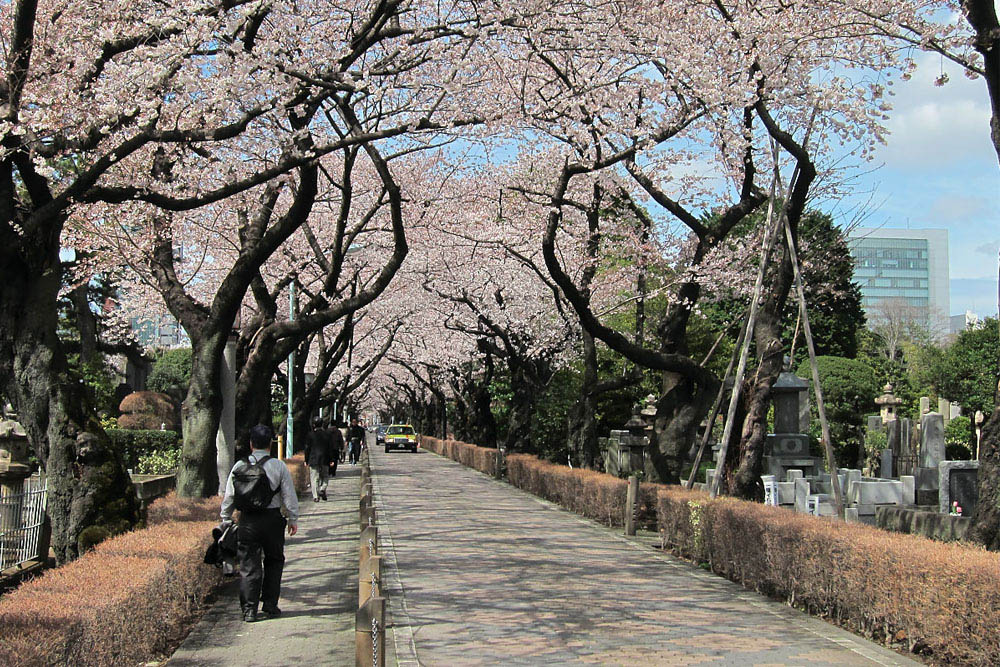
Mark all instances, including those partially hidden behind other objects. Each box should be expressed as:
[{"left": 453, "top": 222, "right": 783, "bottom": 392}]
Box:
[
  {"left": 304, "top": 416, "right": 336, "bottom": 502},
  {"left": 329, "top": 421, "right": 344, "bottom": 475},
  {"left": 347, "top": 416, "right": 365, "bottom": 464},
  {"left": 221, "top": 424, "right": 299, "bottom": 623}
]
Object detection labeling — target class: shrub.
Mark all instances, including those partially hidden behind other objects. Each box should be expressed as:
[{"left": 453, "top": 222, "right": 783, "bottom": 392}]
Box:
[
  {"left": 429, "top": 433, "right": 1000, "bottom": 664},
  {"left": 106, "top": 429, "right": 180, "bottom": 471},
  {"left": 419, "top": 436, "right": 498, "bottom": 476},
  {"left": 118, "top": 391, "right": 179, "bottom": 431},
  {"left": 657, "top": 487, "right": 1000, "bottom": 664},
  {"left": 136, "top": 448, "right": 182, "bottom": 475},
  {"left": 147, "top": 348, "right": 192, "bottom": 404},
  {"left": 0, "top": 495, "right": 220, "bottom": 667}
]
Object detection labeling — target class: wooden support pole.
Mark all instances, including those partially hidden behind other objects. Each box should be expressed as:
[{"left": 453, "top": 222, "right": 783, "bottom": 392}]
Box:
[
  {"left": 360, "top": 505, "right": 376, "bottom": 531},
  {"left": 360, "top": 525, "right": 377, "bottom": 565},
  {"left": 355, "top": 596, "right": 386, "bottom": 667},
  {"left": 359, "top": 554, "right": 382, "bottom": 607},
  {"left": 782, "top": 216, "right": 844, "bottom": 517},
  {"left": 686, "top": 322, "right": 747, "bottom": 490},
  {"left": 625, "top": 474, "right": 639, "bottom": 536},
  {"left": 710, "top": 173, "right": 791, "bottom": 498}
]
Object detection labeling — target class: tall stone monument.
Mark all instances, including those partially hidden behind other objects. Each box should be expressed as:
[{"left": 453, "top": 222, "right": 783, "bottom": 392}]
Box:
[
  {"left": 916, "top": 411, "right": 945, "bottom": 504},
  {"left": 765, "top": 361, "right": 822, "bottom": 479}
]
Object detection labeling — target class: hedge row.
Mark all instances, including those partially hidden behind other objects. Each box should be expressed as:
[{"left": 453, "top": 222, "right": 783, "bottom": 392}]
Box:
[
  {"left": 0, "top": 457, "right": 311, "bottom": 667},
  {"left": 656, "top": 487, "right": 1000, "bottom": 665},
  {"left": 0, "top": 494, "right": 219, "bottom": 667},
  {"left": 419, "top": 436, "right": 499, "bottom": 476},
  {"left": 425, "top": 435, "right": 1000, "bottom": 665},
  {"left": 506, "top": 453, "right": 660, "bottom": 529}
]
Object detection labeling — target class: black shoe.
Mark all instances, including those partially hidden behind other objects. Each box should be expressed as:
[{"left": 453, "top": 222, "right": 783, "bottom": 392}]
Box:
[
  {"left": 320, "top": 491, "right": 327, "bottom": 501},
  {"left": 243, "top": 609, "right": 258, "bottom": 623},
  {"left": 261, "top": 605, "right": 281, "bottom": 618}
]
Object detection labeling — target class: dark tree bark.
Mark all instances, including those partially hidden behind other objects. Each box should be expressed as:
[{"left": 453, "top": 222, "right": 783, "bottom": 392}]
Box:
[
  {"left": 723, "top": 236, "right": 794, "bottom": 500},
  {"left": 1, "top": 219, "right": 140, "bottom": 564},
  {"left": 962, "top": 0, "right": 1000, "bottom": 550},
  {"left": 970, "top": 406, "right": 1000, "bottom": 550},
  {"left": 0, "top": 1, "right": 139, "bottom": 561}
]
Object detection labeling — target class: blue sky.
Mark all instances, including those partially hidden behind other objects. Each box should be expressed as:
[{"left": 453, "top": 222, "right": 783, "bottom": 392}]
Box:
[{"left": 837, "top": 52, "right": 999, "bottom": 318}]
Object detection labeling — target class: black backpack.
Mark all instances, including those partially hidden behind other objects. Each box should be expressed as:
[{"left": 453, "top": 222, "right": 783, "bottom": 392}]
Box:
[{"left": 232, "top": 456, "right": 279, "bottom": 512}]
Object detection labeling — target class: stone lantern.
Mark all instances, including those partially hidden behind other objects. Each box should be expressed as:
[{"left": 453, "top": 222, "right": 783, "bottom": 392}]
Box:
[
  {"left": 875, "top": 384, "right": 903, "bottom": 423},
  {"left": 620, "top": 405, "right": 649, "bottom": 475},
  {"left": 765, "top": 360, "right": 821, "bottom": 478}
]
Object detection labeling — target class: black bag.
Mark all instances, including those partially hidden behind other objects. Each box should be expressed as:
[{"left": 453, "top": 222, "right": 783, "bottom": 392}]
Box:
[{"left": 232, "top": 455, "right": 278, "bottom": 512}]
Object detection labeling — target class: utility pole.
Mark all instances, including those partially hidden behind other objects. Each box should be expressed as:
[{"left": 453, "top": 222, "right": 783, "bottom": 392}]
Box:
[{"left": 286, "top": 280, "right": 296, "bottom": 456}]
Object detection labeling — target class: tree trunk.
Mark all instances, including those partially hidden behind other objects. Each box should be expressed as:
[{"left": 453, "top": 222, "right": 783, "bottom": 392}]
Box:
[
  {"left": 969, "top": 406, "right": 1000, "bottom": 550},
  {"left": 1, "top": 240, "right": 139, "bottom": 564},
  {"left": 568, "top": 332, "right": 600, "bottom": 467},
  {"left": 725, "top": 235, "right": 794, "bottom": 500},
  {"left": 178, "top": 334, "right": 227, "bottom": 497},
  {"left": 647, "top": 371, "right": 714, "bottom": 483}
]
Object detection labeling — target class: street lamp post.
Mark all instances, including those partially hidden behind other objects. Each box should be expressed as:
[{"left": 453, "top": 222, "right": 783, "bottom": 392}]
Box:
[{"left": 286, "top": 280, "right": 296, "bottom": 457}]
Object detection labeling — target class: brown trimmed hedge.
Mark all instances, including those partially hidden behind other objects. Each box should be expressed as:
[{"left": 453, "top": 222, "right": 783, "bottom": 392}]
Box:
[
  {"left": 0, "top": 458, "right": 311, "bottom": 667},
  {"left": 506, "top": 453, "right": 660, "bottom": 528},
  {"left": 656, "top": 487, "right": 1000, "bottom": 664},
  {"left": 419, "top": 436, "right": 499, "bottom": 476},
  {"left": 425, "top": 435, "right": 1000, "bottom": 664},
  {"left": 0, "top": 494, "right": 220, "bottom": 667}
]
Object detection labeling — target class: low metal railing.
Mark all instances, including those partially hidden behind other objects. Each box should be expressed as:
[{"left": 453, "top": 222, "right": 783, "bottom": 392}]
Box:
[{"left": 0, "top": 475, "right": 47, "bottom": 571}]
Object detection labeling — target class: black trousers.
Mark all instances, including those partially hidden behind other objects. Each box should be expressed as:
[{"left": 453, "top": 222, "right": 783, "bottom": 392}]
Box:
[{"left": 237, "top": 508, "right": 286, "bottom": 612}]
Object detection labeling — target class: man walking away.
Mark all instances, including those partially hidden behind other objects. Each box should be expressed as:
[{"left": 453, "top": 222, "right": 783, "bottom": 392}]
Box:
[
  {"left": 304, "top": 416, "right": 335, "bottom": 502},
  {"left": 221, "top": 424, "right": 299, "bottom": 622},
  {"left": 348, "top": 417, "right": 366, "bottom": 464},
  {"left": 329, "top": 421, "right": 344, "bottom": 476}
]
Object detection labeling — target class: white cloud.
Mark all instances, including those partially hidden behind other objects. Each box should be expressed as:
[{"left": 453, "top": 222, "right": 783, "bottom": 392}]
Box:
[{"left": 877, "top": 55, "right": 994, "bottom": 168}]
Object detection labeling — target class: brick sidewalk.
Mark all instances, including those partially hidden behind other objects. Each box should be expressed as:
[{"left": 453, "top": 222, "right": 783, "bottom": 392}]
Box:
[
  {"left": 167, "top": 461, "right": 369, "bottom": 667},
  {"left": 372, "top": 446, "right": 917, "bottom": 666}
]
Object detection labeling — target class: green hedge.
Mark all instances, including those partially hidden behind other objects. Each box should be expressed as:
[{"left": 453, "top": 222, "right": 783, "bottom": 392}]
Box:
[{"left": 107, "top": 429, "right": 180, "bottom": 472}]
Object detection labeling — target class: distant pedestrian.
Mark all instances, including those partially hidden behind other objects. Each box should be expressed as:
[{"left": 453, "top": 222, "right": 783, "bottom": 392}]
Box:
[
  {"left": 304, "top": 416, "right": 335, "bottom": 502},
  {"left": 329, "top": 423, "right": 344, "bottom": 476},
  {"left": 221, "top": 424, "right": 299, "bottom": 623},
  {"left": 348, "top": 417, "right": 365, "bottom": 464}
]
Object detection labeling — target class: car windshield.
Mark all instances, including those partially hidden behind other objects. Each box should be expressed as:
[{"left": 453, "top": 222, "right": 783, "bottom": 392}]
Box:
[{"left": 387, "top": 426, "right": 414, "bottom": 435}]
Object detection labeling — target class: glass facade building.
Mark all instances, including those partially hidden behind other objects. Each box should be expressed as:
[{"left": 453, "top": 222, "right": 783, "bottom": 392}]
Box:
[{"left": 847, "top": 228, "right": 949, "bottom": 335}]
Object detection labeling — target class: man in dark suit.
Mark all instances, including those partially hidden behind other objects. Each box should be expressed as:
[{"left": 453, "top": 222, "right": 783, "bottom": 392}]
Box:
[{"left": 303, "top": 416, "right": 335, "bottom": 502}]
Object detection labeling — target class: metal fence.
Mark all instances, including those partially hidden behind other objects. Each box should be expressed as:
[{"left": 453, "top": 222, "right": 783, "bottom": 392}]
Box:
[{"left": 0, "top": 475, "right": 47, "bottom": 571}]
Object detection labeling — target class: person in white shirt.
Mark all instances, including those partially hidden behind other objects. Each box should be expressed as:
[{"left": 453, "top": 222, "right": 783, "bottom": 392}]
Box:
[{"left": 221, "top": 424, "right": 299, "bottom": 622}]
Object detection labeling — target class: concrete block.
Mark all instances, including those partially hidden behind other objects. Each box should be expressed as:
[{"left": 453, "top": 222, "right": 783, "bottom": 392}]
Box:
[
  {"left": 901, "top": 475, "right": 915, "bottom": 505},
  {"left": 845, "top": 507, "right": 860, "bottom": 523},
  {"left": 852, "top": 481, "right": 903, "bottom": 505},
  {"left": 777, "top": 481, "right": 796, "bottom": 505},
  {"left": 794, "top": 478, "right": 810, "bottom": 514},
  {"left": 786, "top": 469, "right": 804, "bottom": 482}
]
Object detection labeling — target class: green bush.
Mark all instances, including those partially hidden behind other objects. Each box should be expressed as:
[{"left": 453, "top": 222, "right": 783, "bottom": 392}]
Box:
[
  {"left": 136, "top": 448, "right": 182, "bottom": 475},
  {"left": 107, "top": 429, "right": 180, "bottom": 471},
  {"left": 147, "top": 348, "right": 192, "bottom": 404},
  {"left": 945, "top": 415, "right": 973, "bottom": 460}
]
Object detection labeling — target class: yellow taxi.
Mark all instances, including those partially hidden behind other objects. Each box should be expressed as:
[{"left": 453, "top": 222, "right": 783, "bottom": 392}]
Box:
[{"left": 384, "top": 424, "right": 418, "bottom": 453}]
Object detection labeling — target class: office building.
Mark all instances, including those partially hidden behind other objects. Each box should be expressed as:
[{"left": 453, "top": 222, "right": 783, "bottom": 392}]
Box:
[{"left": 847, "top": 227, "right": 949, "bottom": 336}]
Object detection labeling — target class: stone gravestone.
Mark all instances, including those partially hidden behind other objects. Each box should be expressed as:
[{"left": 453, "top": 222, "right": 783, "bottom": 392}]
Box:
[
  {"left": 899, "top": 418, "right": 912, "bottom": 457},
  {"left": 938, "top": 398, "right": 951, "bottom": 424},
  {"left": 938, "top": 460, "right": 979, "bottom": 515},
  {"left": 916, "top": 412, "right": 945, "bottom": 502},
  {"left": 919, "top": 413, "right": 945, "bottom": 469},
  {"left": 919, "top": 396, "right": 930, "bottom": 415}
]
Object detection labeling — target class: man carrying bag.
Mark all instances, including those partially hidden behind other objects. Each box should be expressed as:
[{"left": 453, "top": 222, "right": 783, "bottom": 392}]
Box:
[{"left": 221, "top": 424, "right": 299, "bottom": 622}]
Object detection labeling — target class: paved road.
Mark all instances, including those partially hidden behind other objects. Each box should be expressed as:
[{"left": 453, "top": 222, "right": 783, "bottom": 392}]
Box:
[
  {"left": 372, "top": 445, "right": 917, "bottom": 666},
  {"left": 168, "top": 459, "right": 370, "bottom": 667}
]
